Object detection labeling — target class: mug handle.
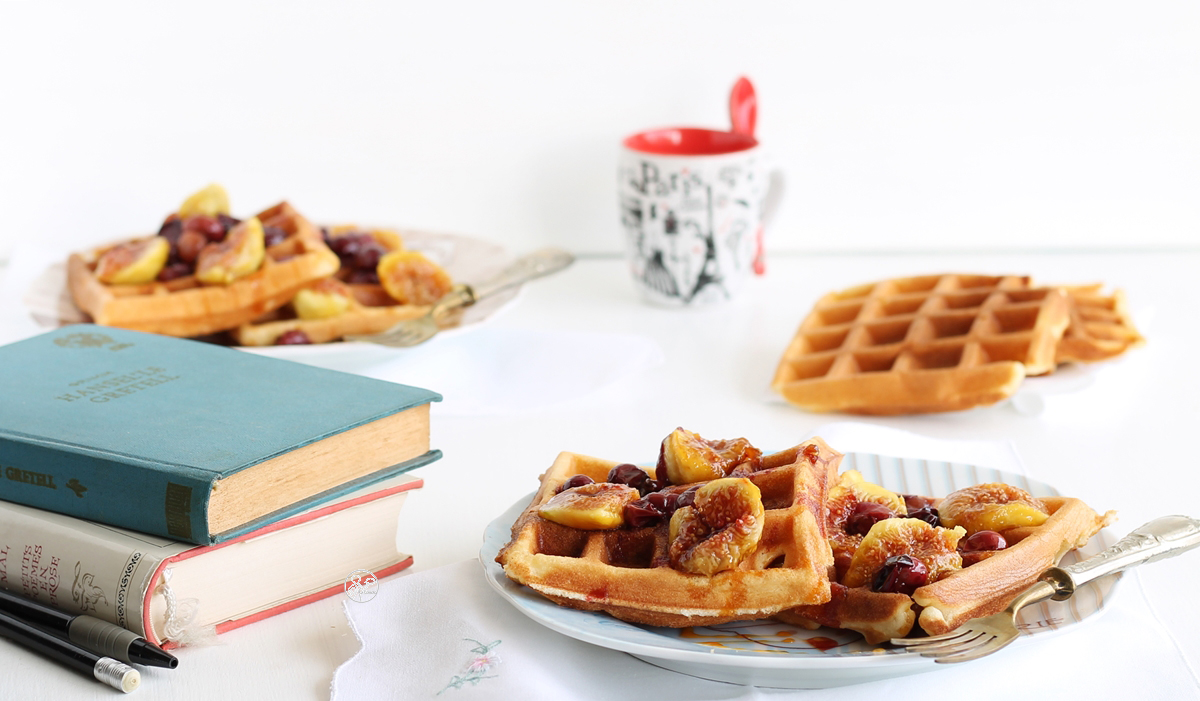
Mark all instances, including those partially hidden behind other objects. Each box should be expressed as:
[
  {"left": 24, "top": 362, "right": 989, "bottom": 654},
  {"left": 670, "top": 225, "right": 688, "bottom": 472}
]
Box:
[{"left": 754, "top": 169, "right": 785, "bottom": 275}]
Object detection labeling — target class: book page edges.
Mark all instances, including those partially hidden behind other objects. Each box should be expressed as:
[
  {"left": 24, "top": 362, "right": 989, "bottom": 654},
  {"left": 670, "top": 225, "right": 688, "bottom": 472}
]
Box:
[
  {"left": 207, "top": 402, "right": 431, "bottom": 536},
  {"left": 147, "top": 487, "right": 417, "bottom": 645},
  {"left": 185, "top": 556, "right": 414, "bottom": 649},
  {"left": 141, "top": 476, "right": 423, "bottom": 647}
]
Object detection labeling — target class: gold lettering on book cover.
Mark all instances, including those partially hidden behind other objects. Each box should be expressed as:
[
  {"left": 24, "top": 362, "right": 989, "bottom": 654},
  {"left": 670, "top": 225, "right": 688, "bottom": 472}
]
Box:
[
  {"left": 55, "top": 366, "right": 181, "bottom": 403},
  {"left": 3, "top": 466, "right": 57, "bottom": 490},
  {"left": 165, "top": 483, "right": 193, "bottom": 541}
]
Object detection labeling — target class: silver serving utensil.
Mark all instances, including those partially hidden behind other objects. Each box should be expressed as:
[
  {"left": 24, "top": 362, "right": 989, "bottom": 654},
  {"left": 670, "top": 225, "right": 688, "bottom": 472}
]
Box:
[
  {"left": 891, "top": 515, "right": 1200, "bottom": 663},
  {"left": 345, "top": 247, "right": 574, "bottom": 348}
]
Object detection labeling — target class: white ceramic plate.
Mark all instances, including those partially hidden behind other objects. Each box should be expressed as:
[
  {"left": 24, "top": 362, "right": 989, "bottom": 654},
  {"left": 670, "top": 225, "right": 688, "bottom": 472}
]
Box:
[
  {"left": 25, "top": 229, "right": 519, "bottom": 356},
  {"left": 480, "top": 453, "right": 1120, "bottom": 689}
]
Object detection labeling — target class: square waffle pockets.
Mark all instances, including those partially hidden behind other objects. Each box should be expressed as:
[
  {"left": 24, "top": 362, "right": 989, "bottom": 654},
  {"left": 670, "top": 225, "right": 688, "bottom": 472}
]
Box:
[
  {"left": 771, "top": 274, "right": 1072, "bottom": 415},
  {"left": 1057, "top": 285, "right": 1145, "bottom": 363},
  {"left": 776, "top": 495, "right": 1113, "bottom": 644},
  {"left": 496, "top": 439, "right": 841, "bottom": 627},
  {"left": 68, "top": 202, "right": 339, "bottom": 338}
]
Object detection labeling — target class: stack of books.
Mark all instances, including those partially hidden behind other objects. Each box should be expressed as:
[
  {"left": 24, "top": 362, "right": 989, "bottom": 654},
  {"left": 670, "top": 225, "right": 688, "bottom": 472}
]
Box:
[{"left": 0, "top": 325, "right": 441, "bottom": 648}]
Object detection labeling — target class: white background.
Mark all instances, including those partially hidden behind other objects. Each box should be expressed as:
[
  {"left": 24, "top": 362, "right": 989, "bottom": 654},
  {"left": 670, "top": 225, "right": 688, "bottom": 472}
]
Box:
[{"left": 1, "top": 0, "right": 1197, "bottom": 260}]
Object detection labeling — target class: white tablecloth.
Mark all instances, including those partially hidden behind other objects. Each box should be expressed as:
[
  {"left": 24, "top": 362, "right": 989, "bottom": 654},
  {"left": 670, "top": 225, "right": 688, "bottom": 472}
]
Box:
[{"left": 333, "top": 425, "right": 1199, "bottom": 698}]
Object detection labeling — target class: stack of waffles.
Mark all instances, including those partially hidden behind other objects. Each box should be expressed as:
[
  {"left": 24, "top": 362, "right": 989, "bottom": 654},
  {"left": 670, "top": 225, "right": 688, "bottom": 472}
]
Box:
[
  {"left": 67, "top": 185, "right": 454, "bottom": 345},
  {"left": 495, "top": 429, "right": 1115, "bottom": 642},
  {"left": 771, "top": 274, "right": 1144, "bottom": 415}
]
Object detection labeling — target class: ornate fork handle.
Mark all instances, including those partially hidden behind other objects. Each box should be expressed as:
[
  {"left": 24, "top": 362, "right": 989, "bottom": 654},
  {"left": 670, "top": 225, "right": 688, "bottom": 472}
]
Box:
[
  {"left": 1041, "top": 515, "right": 1200, "bottom": 600},
  {"left": 428, "top": 247, "right": 575, "bottom": 323},
  {"left": 469, "top": 247, "right": 575, "bottom": 302}
]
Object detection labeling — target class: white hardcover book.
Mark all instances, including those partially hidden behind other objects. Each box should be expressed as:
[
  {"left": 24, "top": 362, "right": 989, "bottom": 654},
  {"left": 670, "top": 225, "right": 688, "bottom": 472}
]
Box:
[{"left": 0, "top": 474, "right": 421, "bottom": 647}]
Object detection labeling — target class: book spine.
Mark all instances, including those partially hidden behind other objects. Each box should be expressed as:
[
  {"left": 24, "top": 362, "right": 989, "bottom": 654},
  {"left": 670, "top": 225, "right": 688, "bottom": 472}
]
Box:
[
  {"left": 0, "top": 501, "right": 167, "bottom": 638},
  {"left": 0, "top": 435, "right": 213, "bottom": 544}
]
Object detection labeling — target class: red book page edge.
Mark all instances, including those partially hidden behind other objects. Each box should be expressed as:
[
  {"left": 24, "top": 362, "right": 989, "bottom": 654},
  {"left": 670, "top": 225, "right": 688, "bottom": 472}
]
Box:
[{"left": 142, "top": 478, "right": 424, "bottom": 648}]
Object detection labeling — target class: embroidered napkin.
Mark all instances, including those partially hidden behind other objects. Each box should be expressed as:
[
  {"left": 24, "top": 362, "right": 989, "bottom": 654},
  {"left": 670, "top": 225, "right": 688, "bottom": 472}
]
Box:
[{"left": 331, "top": 425, "right": 1198, "bottom": 699}]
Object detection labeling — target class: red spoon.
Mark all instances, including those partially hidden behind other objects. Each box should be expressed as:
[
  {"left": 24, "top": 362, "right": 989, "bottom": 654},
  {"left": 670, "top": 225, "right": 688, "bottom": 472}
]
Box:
[
  {"left": 729, "top": 76, "right": 757, "bottom": 138},
  {"left": 729, "top": 77, "right": 768, "bottom": 274}
]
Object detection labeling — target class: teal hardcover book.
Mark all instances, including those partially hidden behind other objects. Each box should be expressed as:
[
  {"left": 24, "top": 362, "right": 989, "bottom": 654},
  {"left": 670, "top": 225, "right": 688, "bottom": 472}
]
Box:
[{"left": 0, "top": 325, "right": 442, "bottom": 544}]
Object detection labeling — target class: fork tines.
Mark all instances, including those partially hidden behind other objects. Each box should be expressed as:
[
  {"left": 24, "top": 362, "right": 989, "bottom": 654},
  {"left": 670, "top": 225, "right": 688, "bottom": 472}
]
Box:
[{"left": 890, "top": 628, "right": 1017, "bottom": 663}]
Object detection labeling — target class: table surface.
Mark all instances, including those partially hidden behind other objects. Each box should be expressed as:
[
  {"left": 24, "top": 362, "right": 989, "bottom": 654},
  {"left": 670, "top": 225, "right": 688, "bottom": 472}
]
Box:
[{"left": 1, "top": 249, "right": 1198, "bottom": 698}]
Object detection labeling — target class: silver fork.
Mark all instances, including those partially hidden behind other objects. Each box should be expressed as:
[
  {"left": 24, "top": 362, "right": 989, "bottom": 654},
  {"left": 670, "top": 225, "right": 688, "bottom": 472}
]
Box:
[
  {"left": 891, "top": 515, "right": 1200, "bottom": 663},
  {"left": 345, "top": 247, "right": 575, "bottom": 348}
]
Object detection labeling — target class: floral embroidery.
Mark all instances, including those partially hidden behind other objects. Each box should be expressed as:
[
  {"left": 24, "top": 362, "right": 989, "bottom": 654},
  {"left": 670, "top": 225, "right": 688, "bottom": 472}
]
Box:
[{"left": 438, "top": 639, "right": 502, "bottom": 694}]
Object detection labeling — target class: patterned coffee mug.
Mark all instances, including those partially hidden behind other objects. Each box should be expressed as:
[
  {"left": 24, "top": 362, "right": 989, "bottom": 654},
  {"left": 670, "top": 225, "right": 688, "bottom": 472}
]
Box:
[{"left": 619, "top": 127, "right": 782, "bottom": 306}]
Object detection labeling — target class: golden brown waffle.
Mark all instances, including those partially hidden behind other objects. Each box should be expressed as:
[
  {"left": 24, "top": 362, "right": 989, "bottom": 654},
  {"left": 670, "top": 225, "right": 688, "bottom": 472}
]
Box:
[
  {"left": 775, "top": 582, "right": 915, "bottom": 645},
  {"left": 914, "top": 496, "right": 1113, "bottom": 635},
  {"left": 495, "top": 439, "right": 840, "bottom": 627},
  {"left": 776, "top": 475, "right": 1113, "bottom": 643},
  {"left": 231, "top": 281, "right": 430, "bottom": 346},
  {"left": 68, "top": 202, "right": 339, "bottom": 338},
  {"left": 771, "top": 274, "right": 1072, "bottom": 415},
  {"left": 231, "top": 227, "right": 453, "bottom": 346},
  {"left": 1058, "top": 285, "right": 1145, "bottom": 364}
]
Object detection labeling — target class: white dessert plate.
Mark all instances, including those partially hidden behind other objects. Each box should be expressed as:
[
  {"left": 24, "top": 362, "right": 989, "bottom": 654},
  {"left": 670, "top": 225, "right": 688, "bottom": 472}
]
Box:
[
  {"left": 480, "top": 452, "right": 1120, "bottom": 689},
  {"left": 24, "top": 229, "right": 519, "bottom": 357}
]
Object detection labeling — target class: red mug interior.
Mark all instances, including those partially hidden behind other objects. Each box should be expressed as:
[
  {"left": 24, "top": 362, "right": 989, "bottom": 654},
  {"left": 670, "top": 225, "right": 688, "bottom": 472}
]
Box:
[{"left": 623, "top": 127, "right": 758, "bottom": 156}]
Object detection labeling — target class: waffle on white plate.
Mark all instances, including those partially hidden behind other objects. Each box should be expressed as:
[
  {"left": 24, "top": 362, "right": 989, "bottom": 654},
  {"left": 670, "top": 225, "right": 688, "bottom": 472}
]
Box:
[
  {"left": 66, "top": 186, "right": 456, "bottom": 345},
  {"left": 496, "top": 432, "right": 839, "bottom": 627},
  {"left": 497, "top": 429, "right": 1115, "bottom": 646},
  {"left": 775, "top": 470, "right": 1114, "bottom": 643},
  {"left": 68, "top": 187, "right": 339, "bottom": 338}
]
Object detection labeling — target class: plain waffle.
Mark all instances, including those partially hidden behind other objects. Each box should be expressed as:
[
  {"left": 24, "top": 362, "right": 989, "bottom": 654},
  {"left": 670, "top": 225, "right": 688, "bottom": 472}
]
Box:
[
  {"left": 68, "top": 202, "right": 339, "bottom": 338},
  {"left": 1058, "top": 285, "right": 1145, "bottom": 364},
  {"left": 495, "top": 439, "right": 840, "bottom": 627},
  {"left": 771, "top": 274, "right": 1073, "bottom": 415}
]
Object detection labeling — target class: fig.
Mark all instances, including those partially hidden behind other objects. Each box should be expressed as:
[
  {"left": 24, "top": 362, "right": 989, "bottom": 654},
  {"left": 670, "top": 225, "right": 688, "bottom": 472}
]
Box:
[
  {"left": 939, "top": 483, "right": 1049, "bottom": 535},
  {"left": 292, "top": 279, "right": 353, "bottom": 319},
  {"left": 830, "top": 470, "right": 905, "bottom": 515},
  {"left": 668, "top": 477, "right": 764, "bottom": 575},
  {"left": 95, "top": 237, "right": 170, "bottom": 284},
  {"left": 177, "top": 183, "right": 231, "bottom": 219},
  {"left": 842, "top": 518, "right": 965, "bottom": 589},
  {"left": 195, "top": 217, "right": 266, "bottom": 285},
  {"left": 377, "top": 251, "right": 453, "bottom": 305},
  {"left": 657, "top": 427, "right": 762, "bottom": 485},
  {"left": 539, "top": 482, "right": 638, "bottom": 530}
]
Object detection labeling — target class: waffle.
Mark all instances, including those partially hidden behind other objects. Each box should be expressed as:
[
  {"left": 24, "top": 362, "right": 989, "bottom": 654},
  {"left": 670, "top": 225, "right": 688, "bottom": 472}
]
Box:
[
  {"left": 776, "top": 475, "right": 1113, "bottom": 643},
  {"left": 231, "top": 281, "right": 430, "bottom": 346},
  {"left": 914, "top": 496, "right": 1113, "bottom": 634},
  {"left": 68, "top": 202, "right": 339, "bottom": 338},
  {"left": 1058, "top": 285, "right": 1145, "bottom": 364},
  {"left": 771, "top": 274, "right": 1073, "bottom": 415},
  {"left": 495, "top": 439, "right": 840, "bottom": 627},
  {"left": 231, "top": 227, "right": 453, "bottom": 346}
]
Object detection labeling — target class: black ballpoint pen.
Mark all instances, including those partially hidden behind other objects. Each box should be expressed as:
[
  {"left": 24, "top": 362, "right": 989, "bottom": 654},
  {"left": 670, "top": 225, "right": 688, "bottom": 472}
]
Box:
[
  {"left": 0, "top": 589, "right": 177, "bottom": 668},
  {"left": 0, "top": 608, "right": 140, "bottom": 693}
]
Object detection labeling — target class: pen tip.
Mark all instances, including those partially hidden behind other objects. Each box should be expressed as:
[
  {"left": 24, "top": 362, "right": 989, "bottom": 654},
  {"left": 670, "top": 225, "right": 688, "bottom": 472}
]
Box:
[{"left": 130, "top": 639, "right": 179, "bottom": 669}]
